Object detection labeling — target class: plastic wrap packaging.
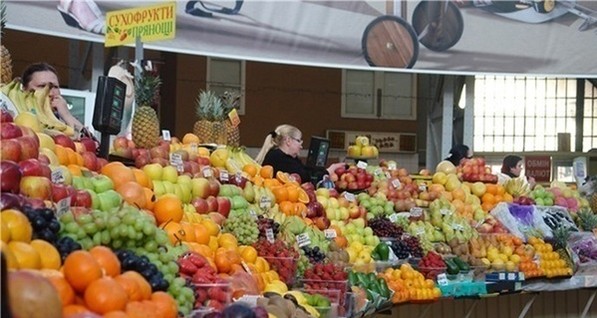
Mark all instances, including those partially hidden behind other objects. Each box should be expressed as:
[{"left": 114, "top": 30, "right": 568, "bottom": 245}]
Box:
[{"left": 490, "top": 203, "right": 553, "bottom": 241}]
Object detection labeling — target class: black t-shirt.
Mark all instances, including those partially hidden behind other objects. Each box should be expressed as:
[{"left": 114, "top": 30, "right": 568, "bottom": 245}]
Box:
[{"left": 262, "top": 148, "right": 311, "bottom": 183}]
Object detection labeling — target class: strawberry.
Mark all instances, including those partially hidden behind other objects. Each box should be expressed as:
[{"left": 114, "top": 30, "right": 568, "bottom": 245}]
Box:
[
  {"left": 208, "top": 287, "right": 229, "bottom": 303},
  {"left": 195, "top": 288, "right": 208, "bottom": 303},
  {"left": 187, "top": 253, "right": 207, "bottom": 268},
  {"left": 178, "top": 259, "right": 199, "bottom": 275},
  {"left": 332, "top": 272, "right": 345, "bottom": 281}
]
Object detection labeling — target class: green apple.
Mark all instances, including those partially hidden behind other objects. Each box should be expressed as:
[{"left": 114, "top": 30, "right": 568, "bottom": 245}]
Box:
[
  {"left": 162, "top": 181, "right": 175, "bottom": 194},
  {"left": 316, "top": 196, "right": 329, "bottom": 209},
  {"left": 85, "top": 189, "right": 100, "bottom": 210},
  {"left": 178, "top": 182, "right": 192, "bottom": 203},
  {"left": 81, "top": 177, "right": 94, "bottom": 191},
  {"left": 153, "top": 180, "right": 166, "bottom": 197},
  {"left": 98, "top": 190, "right": 122, "bottom": 211},
  {"left": 177, "top": 175, "right": 192, "bottom": 188},
  {"left": 339, "top": 207, "right": 349, "bottom": 220},
  {"left": 72, "top": 176, "right": 85, "bottom": 190},
  {"left": 352, "top": 218, "right": 366, "bottom": 229},
  {"left": 162, "top": 166, "right": 179, "bottom": 184},
  {"left": 364, "top": 234, "right": 378, "bottom": 246},
  {"left": 143, "top": 163, "right": 164, "bottom": 181},
  {"left": 91, "top": 175, "right": 114, "bottom": 193},
  {"left": 315, "top": 188, "right": 330, "bottom": 198},
  {"left": 173, "top": 183, "right": 184, "bottom": 201},
  {"left": 344, "top": 223, "right": 356, "bottom": 235}
]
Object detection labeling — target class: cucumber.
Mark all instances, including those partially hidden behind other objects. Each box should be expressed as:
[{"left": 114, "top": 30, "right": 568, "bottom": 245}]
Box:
[
  {"left": 452, "top": 256, "right": 470, "bottom": 271},
  {"left": 445, "top": 258, "right": 460, "bottom": 275}
]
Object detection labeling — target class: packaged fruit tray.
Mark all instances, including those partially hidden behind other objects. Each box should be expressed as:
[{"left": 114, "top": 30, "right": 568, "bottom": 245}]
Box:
[
  {"left": 261, "top": 256, "right": 298, "bottom": 286},
  {"left": 191, "top": 282, "right": 231, "bottom": 311},
  {"left": 439, "top": 281, "right": 487, "bottom": 298}
]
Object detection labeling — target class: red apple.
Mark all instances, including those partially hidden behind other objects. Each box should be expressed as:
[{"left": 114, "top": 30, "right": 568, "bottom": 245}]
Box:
[
  {"left": 72, "top": 189, "right": 92, "bottom": 208},
  {"left": 38, "top": 153, "right": 50, "bottom": 165},
  {"left": 79, "top": 137, "right": 98, "bottom": 153},
  {"left": 216, "top": 197, "right": 231, "bottom": 217},
  {"left": 134, "top": 152, "right": 152, "bottom": 169},
  {"left": 53, "top": 134, "right": 76, "bottom": 151},
  {"left": 51, "top": 183, "right": 75, "bottom": 203},
  {"left": 196, "top": 156, "right": 210, "bottom": 166},
  {"left": 348, "top": 205, "right": 361, "bottom": 219},
  {"left": 1, "top": 122, "right": 22, "bottom": 139},
  {"left": 97, "top": 158, "right": 108, "bottom": 170},
  {"left": 82, "top": 151, "right": 99, "bottom": 171},
  {"left": 205, "top": 195, "right": 219, "bottom": 212},
  {"left": 112, "top": 136, "right": 129, "bottom": 150},
  {"left": 207, "top": 179, "right": 221, "bottom": 197},
  {"left": 17, "top": 135, "right": 40, "bottom": 161},
  {"left": 208, "top": 212, "right": 226, "bottom": 226},
  {"left": 150, "top": 146, "right": 169, "bottom": 160},
  {"left": 0, "top": 138, "right": 22, "bottom": 162},
  {"left": 20, "top": 176, "right": 52, "bottom": 200},
  {"left": 290, "top": 173, "right": 302, "bottom": 184},
  {"left": 112, "top": 147, "right": 133, "bottom": 159},
  {"left": 313, "top": 216, "right": 331, "bottom": 231},
  {"left": 0, "top": 160, "right": 22, "bottom": 193},
  {"left": 191, "top": 197, "right": 210, "bottom": 214},
  {"left": 18, "top": 158, "right": 43, "bottom": 177},
  {"left": 0, "top": 109, "right": 13, "bottom": 123}
]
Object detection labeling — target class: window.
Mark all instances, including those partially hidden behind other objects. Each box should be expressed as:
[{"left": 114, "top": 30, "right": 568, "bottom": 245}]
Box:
[
  {"left": 583, "top": 82, "right": 597, "bottom": 152},
  {"left": 206, "top": 57, "right": 245, "bottom": 115},
  {"left": 473, "top": 76, "right": 582, "bottom": 152},
  {"left": 341, "top": 70, "right": 416, "bottom": 120}
]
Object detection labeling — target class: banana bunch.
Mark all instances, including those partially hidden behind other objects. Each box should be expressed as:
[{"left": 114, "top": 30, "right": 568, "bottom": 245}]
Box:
[
  {"left": 227, "top": 145, "right": 261, "bottom": 169},
  {"left": 254, "top": 185, "right": 277, "bottom": 210},
  {"left": 224, "top": 157, "right": 244, "bottom": 175},
  {"left": 1, "top": 79, "right": 74, "bottom": 136},
  {"left": 504, "top": 177, "right": 531, "bottom": 197}
]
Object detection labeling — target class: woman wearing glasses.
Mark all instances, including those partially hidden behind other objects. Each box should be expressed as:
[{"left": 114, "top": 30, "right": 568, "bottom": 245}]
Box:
[{"left": 255, "top": 124, "right": 344, "bottom": 184}]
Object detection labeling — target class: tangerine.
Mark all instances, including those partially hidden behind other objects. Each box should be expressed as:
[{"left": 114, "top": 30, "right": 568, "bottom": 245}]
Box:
[
  {"left": 279, "top": 201, "right": 295, "bottom": 215},
  {"left": 84, "top": 277, "right": 129, "bottom": 314},
  {"left": 271, "top": 186, "right": 289, "bottom": 203},
  {"left": 179, "top": 221, "right": 197, "bottom": 242},
  {"left": 132, "top": 168, "right": 152, "bottom": 189},
  {"left": 63, "top": 250, "right": 103, "bottom": 293},
  {"left": 481, "top": 193, "right": 495, "bottom": 204},
  {"left": 286, "top": 185, "right": 299, "bottom": 202},
  {"left": 151, "top": 292, "right": 178, "bottom": 318},
  {"left": 485, "top": 184, "right": 498, "bottom": 195},
  {"left": 126, "top": 301, "right": 156, "bottom": 318},
  {"left": 192, "top": 223, "right": 210, "bottom": 244},
  {"left": 8, "top": 241, "right": 41, "bottom": 269},
  {"left": 259, "top": 165, "right": 274, "bottom": 179},
  {"left": 153, "top": 195, "right": 184, "bottom": 224},
  {"left": 242, "top": 164, "right": 258, "bottom": 178},
  {"left": 114, "top": 274, "right": 143, "bottom": 302},
  {"left": 54, "top": 145, "right": 69, "bottom": 165},
  {"left": 121, "top": 271, "right": 152, "bottom": 300},
  {"left": 67, "top": 164, "right": 83, "bottom": 176},
  {"left": 63, "top": 304, "right": 91, "bottom": 317},
  {"left": 161, "top": 221, "right": 184, "bottom": 245},
  {"left": 30, "top": 239, "right": 61, "bottom": 270},
  {"left": 143, "top": 188, "right": 157, "bottom": 211},
  {"left": 89, "top": 246, "right": 121, "bottom": 277},
  {"left": 47, "top": 275, "right": 76, "bottom": 306},
  {"left": 1, "top": 209, "right": 32, "bottom": 242},
  {"left": 103, "top": 311, "right": 130, "bottom": 318}
]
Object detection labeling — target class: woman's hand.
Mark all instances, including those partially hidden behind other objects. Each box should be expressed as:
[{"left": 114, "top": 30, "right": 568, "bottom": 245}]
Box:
[
  {"left": 51, "top": 94, "right": 85, "bottom": 131},
  {"left": 527, "top": 176, "right": 536, "bottom": 189},
  {"left": 326, "top": 162, "right": 346, "bottom": 175}
]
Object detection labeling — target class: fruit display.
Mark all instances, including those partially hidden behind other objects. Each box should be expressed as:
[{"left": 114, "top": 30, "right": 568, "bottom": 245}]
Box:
[
  {"left": 457, "top": 157, "right": 498, "bottom": 183},
  {"left": 2, "top": 104, "right": 597, "bottom": 318},
  {"left": 346, "top": 135, "right": 378, "bottom": 159}
]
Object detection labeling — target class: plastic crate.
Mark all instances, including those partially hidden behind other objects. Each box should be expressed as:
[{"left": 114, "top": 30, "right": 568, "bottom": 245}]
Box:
[
  {"left": 262, "top": 256, "right": 298, "bottom": 286},
  {"left": 192, "top": 282, "right": 231, "bottom": 311}
]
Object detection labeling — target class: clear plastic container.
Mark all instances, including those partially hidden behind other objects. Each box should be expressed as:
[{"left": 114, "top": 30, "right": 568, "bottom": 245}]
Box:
[
  {"left": 192, "top": 282, "right": 231, "bottom": 311},
  {"left": 262, "top": 256, "right": 298, "bottom": 286}
]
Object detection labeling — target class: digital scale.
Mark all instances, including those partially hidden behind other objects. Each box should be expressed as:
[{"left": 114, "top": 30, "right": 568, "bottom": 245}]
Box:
[
  {"left": 93, "top": 76, "right": 126, "bottom": 158},
  {"left": 306, "top": 136, "right": 331, "bottom": 184}
]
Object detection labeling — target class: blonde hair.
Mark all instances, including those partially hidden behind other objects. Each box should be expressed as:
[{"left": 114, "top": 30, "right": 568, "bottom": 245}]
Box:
[{"left": 255, "top": 124, "right": 302, "bottom": 164}]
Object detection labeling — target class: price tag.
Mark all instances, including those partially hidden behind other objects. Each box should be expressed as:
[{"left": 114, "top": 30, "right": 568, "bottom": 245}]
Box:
[
  {"left": 507, "top": 273, "right": 516, "bottom": 280},
  {"left": 55, "top": 197, "right": 71, "bottom": 218},
  {"left": 235, "top": 295, "right": 259, "bottom": 307},
  {"left": 356, "top": 161, "right": 368, "bottom": 169},
  {"left": 202, "top": 166, "right": 213, "bottom": 178},
  {"left": 190, "top": 143, "right": 198, "bottom": 153},
  {"left": 162, "top": 130, "right": 171, "bottom": 141},
  {"left": 220, "top": 170, "right": 229, "bottom": 182},
  {"left": 265, "top": 228, "right": 275, "bottom": 243},
  {"left": 410, "top": 207, "right": 423, "bottom": 218},
  {"left": 259, "top": 196, "right": 272, "bottom": 209},
  {"left": 415, "top": 228, "right": 425, "bottom": 236},
  {"left": 388, "top": 213, "right": 399, "bottom": 223},
  {"left": 519, "top": 272, "right": 525, "bottom": 281},
  {"left": 452, "top": 223, "right": 465, "bottom": 231},
  {"left": 296, "top": 233, "right": 311, "bottom": 247},
  {"left": 440, "top": 208, "right": 452, "bottom": 216},
  {"left": 241, "top": 261, "right": 252, "bottom": 274},
  {"left": 387, "top": 162, "right": 397, "bottom": 170},
  {"left": 51, "top": 169, "right": 65, "bottom": 184},
  {"left": 391, "top": 179, "right": 401, "bottom": 189},
  {"left": 437, "top": 273, "right": 448, "bottom": 286},
  {"left": 324, "top": 229, "right": 337, "bottom": 239},
  {"left": 374, "top": 168, "right": 383, "bottom": 178},
  {"left": 248, "top": 208, "right": 257, "bottom": 219},
  {"left": 342, "top": 191, "right": 356, "bottom": 202},
  {"left": 385, "top": 171, "right": 391, "bottom": 179},
  {"left": 498, "top": 273, "right": 506, "bottom": 280},
  {"left": 228, "top": 108, "right": 241, "bottom": 127},
  {"left": 418, "top": 183, "right": 428, "bottom": 192}
]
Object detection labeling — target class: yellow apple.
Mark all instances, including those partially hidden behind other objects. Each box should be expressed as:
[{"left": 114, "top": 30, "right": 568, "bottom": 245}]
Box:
[
  {"left": 355, "top": 136, "right": 369, "bottom": 147},
  {"left": 436, "top": 160, "right": 456, "bottom": 174},
  {"left": 14, "top": 112, "right": 42, "bottom": 133},
  {"left": 210, "top": 148, "right": 229, "bottom": 168},
  {"left": 347, "top": 145, "right": 361, "bottom": 157},
  {"left": 432, "top": 172, "right": 448, "bottom": 185},
  {"left": 361, "top": 145, "right": 377, "bottom": 157}
]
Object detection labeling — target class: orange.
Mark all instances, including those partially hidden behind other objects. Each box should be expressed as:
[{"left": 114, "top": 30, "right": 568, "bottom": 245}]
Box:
[
  {"left": 297, "top": 188, "right": 310, "bottom": 204},
  {"left": 30, "top": 239, "right": 61, "bottom": 270},
  {"left": 105, "top": 166, "right": 137, "bottom": 190},
  {"left": 202, "top": 219, "right": 220, "bottom": 237},
  {"left": 143, "top": 188, "right": 156, "bottom": 211},
  {"left": 67, "top": 164, "right": 83, "bottom": 176},
  {"left": 75, "top": 152, "right": 84, "bottom": 166},
  {"left": 217, "top": 233, "right": 238, "bottom": 249},
  {"left": 104, "top": 311, "right": 130, "bottom": 318},
  {"left": 66, "top": 148, "right": 78, "bottom": 166},
  {"left": 89, "top": 246, "right": 121, "bottom": 277},
  {"left": 276, "top": 171, "right": 291, "bottom": 184},
  {"left": 240, "top": 246, "right": 258, "bottom": 264},
  {"left": 286, "top": 185, "right": 299, "bottom": 202},
  {"left": 485, "top": 184, "right": 498, "bottom": 195},
  {"left": 496, "top": 185, "right": 506, "bottom": 196},
  {"left": 7, "top": 241, "right": 41, "bottom": 269},
  {"left": 1, "top": 209, "right": 32, "bottom": 242},
  {"left": 114, "top": 274, "right": 143, "bottom": 302},
  {"left": 242, "top": 164, "right": 258, "bottom": 178},
  {"left": 132, "top": 168, "right": 152, "bottom": 189},
  {"left": 279, "top": 201, "right": 295, "bottom": 215},
  {"left": 63, "top": 250, "right": 103, "bottom": 293},
  {"left": 293, "top": 202, "right": 307, "bottom": 216},
  {"left": 192, "top": 223, "right": 210, "bottom": 244},
  {"left": 161, "top": 221, "right": 184, "bottom": 245},
  {"left": 503, "top": 193, "right": 514, "bottom": 203},
  {"left": 63, "top": 304, "right": 91, "bottom": 317},
  {"left": 263, "top": 178, "right": 281, "bottom": 188},
  {"left": 151, "top": 292, "right": 178, "bottom": 318},
  {"left": 117, "top": 181, "right": 147, "bottom": 209},
  {"left": 153, "top": 195, "right": 184, "bottom": 224},
  {"left": 54, "top": 145, "right": 69, "bottom": 165},
  {"left": 252, "top": 175, "right": 264, "bottom": 186},
  {"left": 271, "top": 186, "right": 289, "bottom": 203},
  {"left": 179, "top": 222, "right": 197, "bottom": 242},
  {"left": 101, "top": 161, "right": 126, "bottom": 175},
  {"left": 452, "top": 188, "right": 466, "bottom": 202},
  {"left": 126, "top": 301, "right": 157, "bottom": 318},
  {"left": 47, "top": 275, "right": 76, "bottom": 306},
  {"left": 84, "top": 277, "right": 129, "bottom": 314},
  {"left": 481, "top": 193, "right": 495, "bottom": 204},
  {"left": 260, "top": 165, "right": 274, "bottom": 179},
  {"left": 481, "top": 202, "right": 494, "bottom": 212},
  {"left": 182, "top": 133, "right": 200, "bottom": 145},
  {"left": 121, "top": 271, "right": 152, "bottom": 300}
]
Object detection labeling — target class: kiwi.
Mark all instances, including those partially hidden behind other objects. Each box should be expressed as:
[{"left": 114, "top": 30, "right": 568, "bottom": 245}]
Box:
[{"left": 266, "top": 305, "right": 288, "bottom": 318}]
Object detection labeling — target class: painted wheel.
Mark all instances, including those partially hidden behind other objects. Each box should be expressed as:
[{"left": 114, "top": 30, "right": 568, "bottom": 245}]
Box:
[
  {"left": 412, "top": 0, "right": 464, "bottom": 52},
  {"left": 362, "top": 15, "right": 419, "bottom": 68},
  {"left": 533, "top": 0, "right": 556, "bottom": 13}
]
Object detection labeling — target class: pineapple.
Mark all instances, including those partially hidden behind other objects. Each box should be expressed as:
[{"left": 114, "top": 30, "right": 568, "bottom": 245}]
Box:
[
  {"left": 577, "top": 208, "right": 597, "bottom": 231},
  {"left": 193, "top": 90, "right": 218, "bottom": 143},
  {"left": 211, "top": 99, "right": 227, "bottom": 145},
  {"left": 590, "top": 192, "right": 597, "bottom": 214},
  {"left": 220, "top": 91, "right": 241, "bottom": 146},
  {"left": 131, "top": 66, "right": 161, "bottom": 149},
  {"left": 0, "top": 0, "right": 13, "bottom": 84}
]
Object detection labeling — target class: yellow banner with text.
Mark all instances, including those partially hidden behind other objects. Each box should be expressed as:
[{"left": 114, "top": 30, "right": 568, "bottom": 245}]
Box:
[{"left": 105, "top": 2, "right": 176, "bottom": 47}]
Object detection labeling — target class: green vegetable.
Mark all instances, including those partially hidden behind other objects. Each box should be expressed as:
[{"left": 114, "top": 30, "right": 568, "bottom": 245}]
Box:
[
  {"left": 445, "top": 257, "right": 460, "bottom": 275},
  {"left": 373, "top": 243, "right": 390, "bottom": 261},
  {"left": 378, "top": 278, "right": 391, "bottom": 299},
  {"left": 357, "top": 272, "right": 370, "bottom": 287},
  {"left": 348, "top": 271, "right": 358, "bottom": 286},
  {"left": 452, "top": 256, "right": 470, "bottom": 271}
]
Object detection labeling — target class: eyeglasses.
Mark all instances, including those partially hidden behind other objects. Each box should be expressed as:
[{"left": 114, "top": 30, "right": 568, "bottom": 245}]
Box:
[{"left": 290, "top": 137, "right": 303, "bottom": 144}]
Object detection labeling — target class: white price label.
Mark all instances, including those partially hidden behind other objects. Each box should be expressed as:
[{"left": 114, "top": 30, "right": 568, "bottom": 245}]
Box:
[
  {"left": 415, "top": 228, "right": 425, "bottom": 236},
  {"left": 440, "top": 208, "right": 452, "bottom": 216},
  {"left": 356, "top": 161, "right": 368, "bottom": 169},
  {"left": 391, "top": 179, "right": 401, "bottom": 189},
  {"left": 437, "top": 273, "right": 449, "bottom": 286},
  {"left": 418, "top": 184, "right": 428, "bottom": 192},
  {"left": 324, "top": 229, "right": 337, "bottom": 239},
  {"left": 235, "top": 295, "right": 260, "bottom": 307},
  {"left": 170, "top": 153, "right": 182, "bottom": 164},
  {"left": 176, "top": 164, "right": 184, "bottom": 173},
  {"left": 410, "top": 207, "right": 423, "bottom": 217},
  {"left": 162, "top": 130, "right": 171, "bottom": 141},
  {"left": 202, "top": 167, "right": 213, "bottom": 178},
  {"left": 387, "top": 162, "right": 397, "bottom": 170},
  {"left": 296, "top": 233, "right": 311, "bottom": 247},
  {"left": 374, "top": 168, "right": 383, "bottom": 178},
  {"left": 519, "top": 272, "right": 525, "bottom": 281},
  {"left": 498, "top": 273, "right": 506, "bottom": 280},
  {"left": 220, "top": 170, "right": 229, "bottom": 182},
  {"left": 190, "top": 143, "right": 198, "bottom": 153},
  {"left": 265, "top": 228, "right": 275, "bottom": 243},
  {"left": 241, "top": 261, "right": 252, "bottom": 274},
  {"left": 343, "top": 191, "right": 356, "bottom": 202},
  {"left": 259, "top": 196, "right": 272, "bottom": 209},
  {"left": 507, "top": 273, "right": 516, "bottom": 280},
  {"left": 56, "top": 197, "right": 71, "bottom": 218},
  {"left": 388, "top": 213, "right": 399, "bottom": 223},
  {"left": 452, "top": 223, "right": 465, "bottom": 231},
  {"left": 51, "top": 169, "right": 65, "bottom": 184},
  {"left": 385, "top": 171, "right": 391, "bottom": 179}
]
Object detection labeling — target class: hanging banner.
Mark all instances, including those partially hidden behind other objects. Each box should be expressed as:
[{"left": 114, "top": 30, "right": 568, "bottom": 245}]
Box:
[
  {"left": 5, "top": 1, "right": 597, "bottom": 76},
  {"left": 105, "top": 2, "right": 176, "bottom": 47}
]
